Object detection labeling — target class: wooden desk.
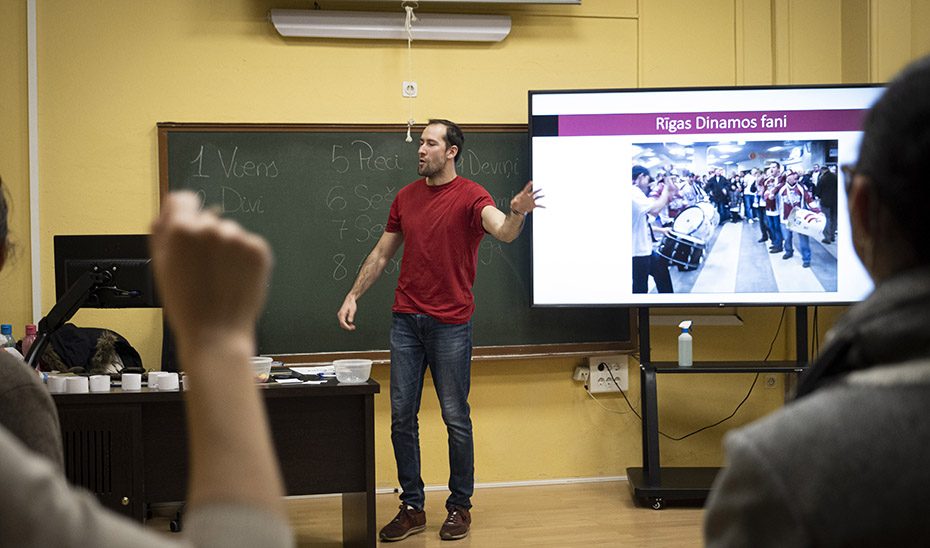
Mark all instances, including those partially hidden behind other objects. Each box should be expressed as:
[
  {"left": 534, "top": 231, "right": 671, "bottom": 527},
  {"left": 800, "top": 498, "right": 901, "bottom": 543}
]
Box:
[{"left": 53, "top": 379, "right": 380, "bottom": 548}]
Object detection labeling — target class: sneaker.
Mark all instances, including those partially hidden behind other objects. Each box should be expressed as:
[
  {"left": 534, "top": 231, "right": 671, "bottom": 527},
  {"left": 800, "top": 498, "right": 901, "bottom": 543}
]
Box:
[
  {"left": 380, "top": 504, "right": 426, "bottom": 542},
  {"left": 769, "top": 246, "right": 782, "bottom": 253},
  {"left": 821, "top": 237, "right": 833, "bottom": 244},
  {"left": 782, "top": 251, "right": 794, "bottom": 259},
  {"left": 803, "top": 261, "right": 811, "bottom": 268},
  {"left": 757, "top": 237, "right": 768, "bottom": 243},
  {"left": 439, "top": 505, "right": 471, "bottom": 541}
]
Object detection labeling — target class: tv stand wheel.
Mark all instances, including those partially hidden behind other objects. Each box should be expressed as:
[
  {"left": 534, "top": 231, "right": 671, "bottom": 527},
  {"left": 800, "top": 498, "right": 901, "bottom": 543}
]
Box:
[{"left": 649, "top": 497, "right": 665, "bottom": 510}]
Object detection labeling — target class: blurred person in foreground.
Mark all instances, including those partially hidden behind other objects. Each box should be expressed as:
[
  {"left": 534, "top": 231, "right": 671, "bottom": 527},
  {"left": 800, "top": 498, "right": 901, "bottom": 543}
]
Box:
[
  {"left": 0, "top": 187, "right": 294, "bottom": 548},
  {"left": 704, "top": 54, "right": 930, "bottom": 547}
]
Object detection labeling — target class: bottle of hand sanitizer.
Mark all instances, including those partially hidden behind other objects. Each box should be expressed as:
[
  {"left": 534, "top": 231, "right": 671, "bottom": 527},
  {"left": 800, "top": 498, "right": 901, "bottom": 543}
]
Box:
[{"left": 678, "top": 320, "right": 693, "bottom": 367}]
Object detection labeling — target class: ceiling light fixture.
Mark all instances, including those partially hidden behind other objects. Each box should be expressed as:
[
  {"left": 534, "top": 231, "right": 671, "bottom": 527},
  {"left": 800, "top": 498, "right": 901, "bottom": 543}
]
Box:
[{"left": 269, "top": 9, "right": 512, "bottom": 42}]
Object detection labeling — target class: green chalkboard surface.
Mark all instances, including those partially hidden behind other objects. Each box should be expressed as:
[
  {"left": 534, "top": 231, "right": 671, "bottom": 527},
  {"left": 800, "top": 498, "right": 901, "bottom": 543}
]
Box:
[{"left": 158, "top": 123, "right": 632, "bottom": 360}]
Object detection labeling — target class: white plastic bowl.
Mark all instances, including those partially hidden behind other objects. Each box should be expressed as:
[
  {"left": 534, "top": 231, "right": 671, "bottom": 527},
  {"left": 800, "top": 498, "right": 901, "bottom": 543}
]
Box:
[
  {"left": 333, "top": 359, "right": 372, "bottom": 384},
  {"left": 251, "top": 356, "right": 273, "bottom": 383}
]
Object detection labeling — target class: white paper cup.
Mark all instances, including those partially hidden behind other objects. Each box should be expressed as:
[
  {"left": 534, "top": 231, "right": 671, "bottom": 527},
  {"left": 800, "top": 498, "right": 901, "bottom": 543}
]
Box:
[
  {"left": 159, "top": 372, "right": 179, "bottom": 391},
  {"left": 122, "top": 373, "right": 142, "bottom": 391},
  {"left": 66, "top": 376, "right": 89, "bottom": 394},
  {"left": 148, "top": 371, "right": 169, "bottom": 390},
  {"left": 89, "top": 375, "right": 111, "bottom": 392},
  {"left": 47, "top": 375, "right": 67, "bottom": 394}
]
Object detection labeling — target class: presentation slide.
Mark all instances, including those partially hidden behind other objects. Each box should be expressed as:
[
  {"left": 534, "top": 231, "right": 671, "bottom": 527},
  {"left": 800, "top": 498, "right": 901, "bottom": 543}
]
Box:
[{"left": 529, "top": 86, "right": 885, "bottom": 307}]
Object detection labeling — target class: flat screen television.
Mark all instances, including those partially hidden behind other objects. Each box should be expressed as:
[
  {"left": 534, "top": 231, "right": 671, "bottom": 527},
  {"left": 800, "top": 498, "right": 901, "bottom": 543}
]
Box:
[{"left": 528, "top": 84, "right": 884, "bottom": 307}]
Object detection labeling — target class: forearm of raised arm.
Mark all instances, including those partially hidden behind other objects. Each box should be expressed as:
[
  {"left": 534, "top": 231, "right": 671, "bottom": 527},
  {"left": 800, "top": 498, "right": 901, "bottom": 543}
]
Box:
[
  {"left": 347, "top": 231, "right": 403, "bottom": 300},
  {"left": 482, "top": 206, "right": 525, "bottom": 243},
  {"left": 496, "top": 211, "right": 526, "bottom": 243},
  {"left": 348, "top": 253, "right": 389, "bottom": 299},
  {"left": 182, "top": 336, "right": 284, "bottom": 512}
]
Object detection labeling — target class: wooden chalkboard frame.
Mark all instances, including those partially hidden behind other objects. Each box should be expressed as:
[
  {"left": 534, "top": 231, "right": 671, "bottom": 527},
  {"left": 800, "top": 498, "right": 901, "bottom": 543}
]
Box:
[{"left": 157, "top": 122, "right": 636, "bottom": 364}]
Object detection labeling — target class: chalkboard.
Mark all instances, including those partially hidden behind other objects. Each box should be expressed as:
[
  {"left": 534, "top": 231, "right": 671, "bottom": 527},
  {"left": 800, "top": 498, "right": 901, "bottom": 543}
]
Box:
[{"left": 158, "top": 123, "right": 632, "bottom": 361}]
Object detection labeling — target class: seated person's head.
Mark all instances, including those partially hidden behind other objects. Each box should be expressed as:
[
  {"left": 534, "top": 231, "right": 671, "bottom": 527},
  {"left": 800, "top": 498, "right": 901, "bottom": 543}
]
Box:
[{"left": 850, "top": 55, "right": 930, "bottom": 279}]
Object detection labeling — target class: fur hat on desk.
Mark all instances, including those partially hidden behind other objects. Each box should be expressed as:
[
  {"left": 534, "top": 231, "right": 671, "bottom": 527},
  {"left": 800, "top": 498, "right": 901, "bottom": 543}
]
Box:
[{"left": 33, "top": 323, "right": 143, "bottom": 376}]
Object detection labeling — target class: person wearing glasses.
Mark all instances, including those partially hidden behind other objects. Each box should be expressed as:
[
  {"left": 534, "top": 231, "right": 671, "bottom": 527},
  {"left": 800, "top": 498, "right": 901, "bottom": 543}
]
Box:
[{"left": 704, "top": 54, "right": 930, "bottom": 547}]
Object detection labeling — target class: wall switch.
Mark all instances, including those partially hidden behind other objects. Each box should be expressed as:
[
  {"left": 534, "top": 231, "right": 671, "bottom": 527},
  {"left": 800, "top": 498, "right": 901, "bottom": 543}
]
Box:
[{"left": 587, "top": 355, "right": 628, "bottom": 393}]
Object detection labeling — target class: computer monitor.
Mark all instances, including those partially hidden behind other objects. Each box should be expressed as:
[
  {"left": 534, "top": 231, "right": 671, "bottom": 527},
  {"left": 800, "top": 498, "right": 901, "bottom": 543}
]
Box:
[{"left": 53, "top": 234, "right": 158, "bottom": 308}]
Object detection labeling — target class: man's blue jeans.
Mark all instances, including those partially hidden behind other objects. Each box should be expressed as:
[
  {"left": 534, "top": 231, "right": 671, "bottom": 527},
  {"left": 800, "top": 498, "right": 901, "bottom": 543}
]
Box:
[
  {"left": 766, "top": 215, "right": 783, "bottom": 248},
  {"left": 389, "top": 312, "right": 474, "bottom": 511},
  {"left": 784, "top": 229, "right": 812, "bottom": 262},
  {"left": 743, "top": 195, "right": 755, "bottom": 220}
]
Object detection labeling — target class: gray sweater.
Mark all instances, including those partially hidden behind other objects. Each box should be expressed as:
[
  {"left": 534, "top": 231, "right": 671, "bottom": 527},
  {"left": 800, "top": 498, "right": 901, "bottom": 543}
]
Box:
[
  {"left": 0, "top": 352, "right": 294, "bottom": 548},
  {"left": 0, "top": 349, "right": 63, "bottom": 469},
  {"left": 705, "top": 266, "right": 930, "bottom": 546}
]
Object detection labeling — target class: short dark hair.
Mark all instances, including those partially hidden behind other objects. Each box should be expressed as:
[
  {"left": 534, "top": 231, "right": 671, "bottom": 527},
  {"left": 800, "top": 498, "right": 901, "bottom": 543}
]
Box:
[
  {"left": 632, "top": 165, "right": 650, "bottom": 181},
  {"left": 427, "top": 119, "right": 464, "bottom": 163},
  {"left": 857, "top": 54, "right": 930, "bottom": 262}
]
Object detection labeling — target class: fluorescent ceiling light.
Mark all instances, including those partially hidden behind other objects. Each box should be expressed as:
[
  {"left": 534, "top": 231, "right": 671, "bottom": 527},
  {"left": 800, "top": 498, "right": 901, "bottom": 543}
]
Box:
[
  {"left": 270, "top": 9, "right": 512, "bottom": 42},
  {"left": 345, "top": 0, "right": 580, "bottom": 3}
]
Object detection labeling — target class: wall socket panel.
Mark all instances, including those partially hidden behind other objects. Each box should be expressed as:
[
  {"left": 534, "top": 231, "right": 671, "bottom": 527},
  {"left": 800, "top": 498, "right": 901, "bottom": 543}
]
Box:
[
  {"left": 402, "top": 81, "right": 418, "bottom": 97},
  {"left": 587, "top": 355, "right": 628, "bottom": 393}
]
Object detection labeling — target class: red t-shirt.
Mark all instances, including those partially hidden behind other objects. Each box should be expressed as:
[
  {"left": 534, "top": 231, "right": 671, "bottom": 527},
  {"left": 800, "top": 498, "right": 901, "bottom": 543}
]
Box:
[{"left": 386, "top": 176, "right": 496, "bottom": 324}]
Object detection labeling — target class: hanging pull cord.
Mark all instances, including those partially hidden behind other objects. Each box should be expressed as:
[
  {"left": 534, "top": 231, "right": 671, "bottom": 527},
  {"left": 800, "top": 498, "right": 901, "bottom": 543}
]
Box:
[
  {"left": 403, "top": 2, "right": 418, "bottom": 142},
  {"left": 404, "top": 2, "right": 418, "bottom": 43}
]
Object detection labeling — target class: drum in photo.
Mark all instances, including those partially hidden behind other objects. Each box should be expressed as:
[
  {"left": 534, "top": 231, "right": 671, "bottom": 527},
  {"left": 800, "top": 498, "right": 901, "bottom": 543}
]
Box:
[
  {"left": 673, "top": 202, "right": 719, "bottom": 242},
  {"left": 656, "top": 231, "right": 706, "bottom": 269},
  {"left": 786, "top": 208, "right": 826, "bottom": 239}
]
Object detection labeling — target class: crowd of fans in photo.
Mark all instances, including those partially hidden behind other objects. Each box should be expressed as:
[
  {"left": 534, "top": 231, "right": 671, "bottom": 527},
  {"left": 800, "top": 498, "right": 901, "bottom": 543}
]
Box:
[{"left": 643, "top": 161, "right": 838, "bottom": 269}]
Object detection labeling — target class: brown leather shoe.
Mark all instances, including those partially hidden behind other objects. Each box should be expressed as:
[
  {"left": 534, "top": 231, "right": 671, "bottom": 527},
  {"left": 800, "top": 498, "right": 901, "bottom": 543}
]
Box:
[
  {"left": 439, "top": 505, "right": 471, "bottom": 540},
  {"left": 379, "top": 504, "right": 426, "bottom": 542}
]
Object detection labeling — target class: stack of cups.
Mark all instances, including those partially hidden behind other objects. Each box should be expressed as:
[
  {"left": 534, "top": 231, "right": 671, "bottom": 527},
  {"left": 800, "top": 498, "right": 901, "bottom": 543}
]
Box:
[
  {"left": 89, "top": 375, "right": 111, "bottom": 393},
  {"left": 159, "top": 372, "right": 180, "bottom": 391},
  {"left": 148, "top": 371, "right": 168, "bottom": 390},
  {"left": 122, "top": 373, "right": 142, "bottom": 391},
  {"left": 47, "top": 374, "right": 67, "bottom": 394},
  {"left": 65, "top": 376, "right": 89, "bottom": 394},
  {"left": 147, "top": 371, "right": 179, "bottom": 391}
]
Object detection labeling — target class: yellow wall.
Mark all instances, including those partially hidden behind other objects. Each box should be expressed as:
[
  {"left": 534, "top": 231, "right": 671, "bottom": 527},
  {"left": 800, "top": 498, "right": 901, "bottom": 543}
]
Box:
[
  {"left": 0, "top": 2, "right": 33, "bottom": 331},
  {"left": 2, "top": 0, "right": 929, "bottom": 490}
]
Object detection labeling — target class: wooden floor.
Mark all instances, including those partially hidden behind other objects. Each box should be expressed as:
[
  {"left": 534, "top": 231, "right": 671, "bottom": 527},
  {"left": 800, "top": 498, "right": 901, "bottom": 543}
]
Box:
[{"left": 148, "top": 480, "right": 705, "bottom": 547}]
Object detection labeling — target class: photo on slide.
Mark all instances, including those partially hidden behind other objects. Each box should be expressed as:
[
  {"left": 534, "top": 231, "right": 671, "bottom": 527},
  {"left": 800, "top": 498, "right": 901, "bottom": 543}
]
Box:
[{"left": 632, "top": 139, "right": 838, "bottom": 295}]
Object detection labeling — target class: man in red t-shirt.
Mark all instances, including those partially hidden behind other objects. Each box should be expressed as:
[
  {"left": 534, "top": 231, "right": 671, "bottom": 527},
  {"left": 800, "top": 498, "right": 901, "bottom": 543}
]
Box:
[{"left": 337, "top": 119, "right": 542, "bottom": 542}]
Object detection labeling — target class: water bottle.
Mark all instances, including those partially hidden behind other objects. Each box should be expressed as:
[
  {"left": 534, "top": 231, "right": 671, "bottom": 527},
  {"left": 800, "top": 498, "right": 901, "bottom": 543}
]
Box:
[
  {"left": 0, "top": 324, "right": 15, "bottom": 349},
  {"left": 678, "top": 320, "right": 693, "bottom": 367}
]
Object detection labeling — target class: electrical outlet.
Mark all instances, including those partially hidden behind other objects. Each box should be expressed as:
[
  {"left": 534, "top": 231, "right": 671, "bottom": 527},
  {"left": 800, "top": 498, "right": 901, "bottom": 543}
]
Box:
[
  {"left": 572, "top": 365, "right": 590, "bottom": 382},
  {"left": 764, "top": 374, "right": 778, "bottom": 389},
  {"left": 587, "top": 355, "right": 628, "bottom": 393},
  {"left": 402, "top": 81, "right": 418, "bottom": 97}
]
